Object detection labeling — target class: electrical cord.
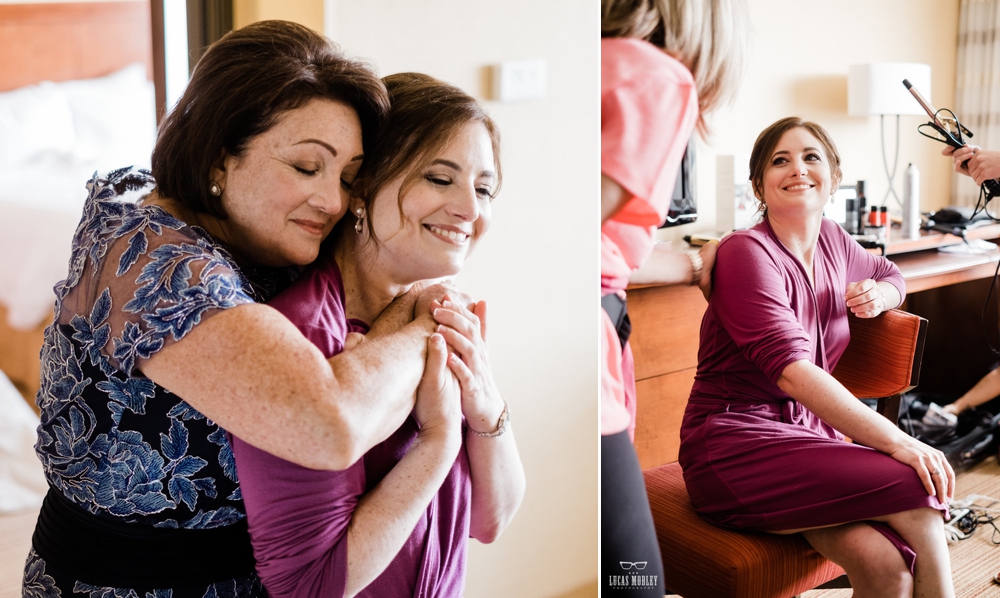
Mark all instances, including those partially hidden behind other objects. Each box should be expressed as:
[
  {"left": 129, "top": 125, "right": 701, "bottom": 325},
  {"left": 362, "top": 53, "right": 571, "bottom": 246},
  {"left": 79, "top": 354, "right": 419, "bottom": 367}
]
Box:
[{"left": 944, "top": 496, "right": 1000, "bottom": 544}]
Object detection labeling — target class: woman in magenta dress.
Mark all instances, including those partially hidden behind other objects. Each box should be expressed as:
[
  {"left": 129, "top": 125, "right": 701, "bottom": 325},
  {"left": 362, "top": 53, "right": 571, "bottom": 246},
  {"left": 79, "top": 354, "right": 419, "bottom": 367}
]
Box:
[
  {"left": 229, "top": 73, "right": 525, "bottom": 598},
  {"left": 678, "top": 117, "right": 955, "bottom": 597}
]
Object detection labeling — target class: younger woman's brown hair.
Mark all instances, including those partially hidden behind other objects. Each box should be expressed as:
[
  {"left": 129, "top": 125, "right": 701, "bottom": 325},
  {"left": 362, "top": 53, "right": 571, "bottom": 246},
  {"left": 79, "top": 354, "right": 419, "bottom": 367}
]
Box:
[
  {"left": 748, "top": 116, "right": 843, "bottom": 216},
  {"left": 152, "top": 20, "right": 389, "bottom": 218},
  {"left": 350, "top": 72, "right": 502, "bottom": 243}
]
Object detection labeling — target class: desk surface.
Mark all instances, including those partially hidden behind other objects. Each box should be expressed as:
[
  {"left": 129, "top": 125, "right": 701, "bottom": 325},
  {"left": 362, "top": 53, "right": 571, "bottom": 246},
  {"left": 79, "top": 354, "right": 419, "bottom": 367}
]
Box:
[
  {"left": 884, "top": 223, "right": 1000, "bottom": 255},
  {"left": 888, "top": 223, "right": 1000, "bottom": 293}
]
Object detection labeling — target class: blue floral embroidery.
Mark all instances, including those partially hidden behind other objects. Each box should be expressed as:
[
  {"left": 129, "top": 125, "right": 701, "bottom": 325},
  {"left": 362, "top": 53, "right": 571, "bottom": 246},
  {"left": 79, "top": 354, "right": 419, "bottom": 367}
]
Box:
[
  {"left": 31, "top": 168, "right": 275, "bottom": 596},
  {"left": 23, "top": 549, "right": 61, "bottom": 598}
]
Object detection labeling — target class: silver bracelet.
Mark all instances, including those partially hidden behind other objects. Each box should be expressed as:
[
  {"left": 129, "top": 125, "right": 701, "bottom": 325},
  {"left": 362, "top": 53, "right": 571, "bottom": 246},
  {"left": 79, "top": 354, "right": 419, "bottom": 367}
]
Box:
[
  {"left": 687, "top": 251, "right": 704, "bottom": 286},
  {"left": 469, "top": 400, "right": 510, "bottom": 438}
]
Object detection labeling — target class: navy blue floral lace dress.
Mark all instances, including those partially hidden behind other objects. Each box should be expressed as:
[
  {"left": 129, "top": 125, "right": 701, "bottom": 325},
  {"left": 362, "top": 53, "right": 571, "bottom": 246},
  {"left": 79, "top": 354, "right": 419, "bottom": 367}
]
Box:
[{"left": 23, "top": 168, "right": 284, "bottom": 598}]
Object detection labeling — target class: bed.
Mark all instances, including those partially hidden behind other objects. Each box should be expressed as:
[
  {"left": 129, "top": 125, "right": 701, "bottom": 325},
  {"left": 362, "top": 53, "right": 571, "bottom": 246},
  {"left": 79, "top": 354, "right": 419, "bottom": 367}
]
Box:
[
  {"left": 0, "top": 1, "right": 155, "bottom": 405},
  {"left": 0, "top": 3, "right": 155, "bottom": 592}
]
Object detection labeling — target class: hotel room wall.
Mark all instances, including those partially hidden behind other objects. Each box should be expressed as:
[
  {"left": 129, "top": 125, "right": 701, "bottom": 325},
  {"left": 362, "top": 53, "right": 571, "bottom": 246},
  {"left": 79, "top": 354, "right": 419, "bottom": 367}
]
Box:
[
  {"left": 658, "top": 0, "right": 961, "bottom": 243},
  {"left": 329, "top": 3, "right": 598, "bottom": 597},
  {"left": 235, "top": 1, "right": 598, "bottom": 597},
  {"left": 233, "top": 0, "right": 323, "bottom": 33}
]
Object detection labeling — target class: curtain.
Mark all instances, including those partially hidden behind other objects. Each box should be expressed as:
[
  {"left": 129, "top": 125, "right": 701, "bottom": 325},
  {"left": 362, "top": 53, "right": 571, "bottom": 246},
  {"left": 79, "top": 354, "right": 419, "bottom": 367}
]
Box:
[{"left": 954, "top": 0, "right": 1000, "bottom": 206}]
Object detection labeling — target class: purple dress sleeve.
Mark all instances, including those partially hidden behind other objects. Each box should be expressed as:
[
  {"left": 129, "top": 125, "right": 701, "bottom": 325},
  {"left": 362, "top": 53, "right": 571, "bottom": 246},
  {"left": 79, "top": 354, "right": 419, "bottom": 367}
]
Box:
[
  {"left": 708, "top": 229, "right": 814, "bottom": 385},
  {"left": 229, "top": 251, "right": 363, "bottom": 598},
  {"left": 832, "top": 219, "right": 906, "bottom": 302}
]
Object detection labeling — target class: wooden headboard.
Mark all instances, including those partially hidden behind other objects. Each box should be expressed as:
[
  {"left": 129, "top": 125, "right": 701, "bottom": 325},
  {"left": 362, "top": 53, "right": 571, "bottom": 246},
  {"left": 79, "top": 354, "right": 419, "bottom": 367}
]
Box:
[
  {"left": 0, "top": 1, "right": 153, "bottom": 92},
  {"left": 0, "top": 1, "right": 154, "bottom": 408}
]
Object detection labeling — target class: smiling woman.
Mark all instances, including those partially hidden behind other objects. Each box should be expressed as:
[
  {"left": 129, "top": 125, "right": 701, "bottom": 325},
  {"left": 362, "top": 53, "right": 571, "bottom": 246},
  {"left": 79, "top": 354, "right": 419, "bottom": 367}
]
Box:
[
  {"left": 229, "top": 72, "right": 525, "bottom": 598},
  {"left": 677, "top": 116, "right": 956, "bottom": 597}
]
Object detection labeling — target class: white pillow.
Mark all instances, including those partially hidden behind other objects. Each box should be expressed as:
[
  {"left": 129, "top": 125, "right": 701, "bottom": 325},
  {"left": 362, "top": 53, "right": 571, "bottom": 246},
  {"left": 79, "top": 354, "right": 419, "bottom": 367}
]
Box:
[
  {"left": 59, "top": 63, "right": 157, "bottom": 170},
  {"left": 0, "top": 81, "right": 76, "bottom": 167}
]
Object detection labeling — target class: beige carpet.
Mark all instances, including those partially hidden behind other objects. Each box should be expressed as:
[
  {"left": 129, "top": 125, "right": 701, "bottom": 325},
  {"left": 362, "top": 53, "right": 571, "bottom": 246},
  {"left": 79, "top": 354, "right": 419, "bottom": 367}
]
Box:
[{"left": 804, "top": 456, "right": 1000, "bottom": 597}]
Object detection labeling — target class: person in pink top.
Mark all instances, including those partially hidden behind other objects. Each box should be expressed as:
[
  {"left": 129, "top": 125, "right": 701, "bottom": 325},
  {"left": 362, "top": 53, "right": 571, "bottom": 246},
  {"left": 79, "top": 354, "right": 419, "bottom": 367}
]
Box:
[
  {"left": 230, "top": 73, "right": 525, "bottom": 598},
  {"left": 680, "top": 117, "right": 955, "bottom": 597},
  {"left": 600, "top": 0, "right": 747, "bottom": 594}
]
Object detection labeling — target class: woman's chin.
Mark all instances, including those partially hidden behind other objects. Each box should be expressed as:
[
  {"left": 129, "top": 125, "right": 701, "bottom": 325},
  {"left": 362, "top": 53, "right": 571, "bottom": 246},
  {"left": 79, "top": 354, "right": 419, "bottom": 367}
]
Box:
[{"left": 398, "top": 262, "right": 464, "bottom": 285}]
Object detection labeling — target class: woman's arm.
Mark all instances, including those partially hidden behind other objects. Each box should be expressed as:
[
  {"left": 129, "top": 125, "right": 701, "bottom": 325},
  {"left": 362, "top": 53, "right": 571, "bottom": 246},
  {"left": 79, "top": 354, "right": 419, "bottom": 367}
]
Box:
[
  {"left": 945, "top": 368, "right": 1000, "bottom": 414},
  {"left": 602, "top": 174, "right": 630, "bottom": 223},
  {"left": 434, "top": 299, "right": 526, "bottom": 542},
  {"left": 629, "top": 241, "right": 718, "bottom": 299},
  {"left": 344, "top": 334, "right": 464, "bottom": 597},
  {"left": 142, "top": 290, "right": 443, "bottom": 471},
  {"left": 777, "top": 359, "right": 954, "bottom": 505}
]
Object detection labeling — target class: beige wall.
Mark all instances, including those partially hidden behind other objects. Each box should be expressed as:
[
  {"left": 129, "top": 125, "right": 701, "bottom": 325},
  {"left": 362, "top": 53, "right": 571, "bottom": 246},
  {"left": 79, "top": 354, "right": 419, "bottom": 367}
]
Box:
[
  {"left": 661, "top": 0, "right": 961, "bottom": 243},
  {"left": 235, "top": 0, "right": 598, "bottom": 596},
  {"left": 329, "top": 2, "right": 598, "bottom": 596},
  {"left": 233, "top": 0, "right": 323, "bottom": 33}
]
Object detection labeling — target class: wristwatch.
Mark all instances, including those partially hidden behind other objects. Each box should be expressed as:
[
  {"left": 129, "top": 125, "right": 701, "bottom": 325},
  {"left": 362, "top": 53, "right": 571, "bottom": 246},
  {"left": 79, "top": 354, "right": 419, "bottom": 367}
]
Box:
[
  {"left": 470, "top": 400, "right": 510, "bottom": 438},
  {"left": 687, "top": 250, "right": 704, "bottom": 286}
]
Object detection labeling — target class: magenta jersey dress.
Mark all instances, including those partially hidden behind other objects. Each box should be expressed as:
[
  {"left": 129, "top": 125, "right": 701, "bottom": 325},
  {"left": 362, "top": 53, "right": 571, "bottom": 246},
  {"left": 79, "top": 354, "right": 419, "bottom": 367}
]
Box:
[
  {"left": 678, "top": 218, "right": 945, "bottom": 572},
  {"left": 229, "top": 249, "right": 471, "bottom": 598}
]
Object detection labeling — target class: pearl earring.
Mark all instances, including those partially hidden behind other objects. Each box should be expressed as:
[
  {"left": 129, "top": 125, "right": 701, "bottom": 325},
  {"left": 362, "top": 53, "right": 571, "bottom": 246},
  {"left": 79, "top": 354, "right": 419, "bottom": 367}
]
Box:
[
  {"left": 209, "top": 182, "right": 222, "bottom": 197},
  {"left": 354, "top": 207, "right": 365, "bottom": 234}
]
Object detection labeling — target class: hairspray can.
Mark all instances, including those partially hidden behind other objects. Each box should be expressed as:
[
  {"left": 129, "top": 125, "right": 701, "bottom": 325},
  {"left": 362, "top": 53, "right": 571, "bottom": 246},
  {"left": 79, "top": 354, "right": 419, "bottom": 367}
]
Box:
[{"left": 902, "top": 163, "right": 920, "bottom": 239}]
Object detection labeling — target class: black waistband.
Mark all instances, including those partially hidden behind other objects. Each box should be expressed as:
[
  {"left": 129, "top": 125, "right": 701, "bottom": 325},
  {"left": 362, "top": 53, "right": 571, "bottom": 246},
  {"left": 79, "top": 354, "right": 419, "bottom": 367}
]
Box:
[
  {"left": 601, "top": 293, "right": 632, "bottom": 347},
  {"left": 32, "top": 486, "right": 256, "bottom": 590}
]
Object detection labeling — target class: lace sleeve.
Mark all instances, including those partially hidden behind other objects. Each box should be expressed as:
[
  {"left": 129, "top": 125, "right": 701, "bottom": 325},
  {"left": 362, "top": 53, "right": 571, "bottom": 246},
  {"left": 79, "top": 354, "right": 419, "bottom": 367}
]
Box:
[{"left": 57, "top": 178, "right": 256, "bottom": 377}]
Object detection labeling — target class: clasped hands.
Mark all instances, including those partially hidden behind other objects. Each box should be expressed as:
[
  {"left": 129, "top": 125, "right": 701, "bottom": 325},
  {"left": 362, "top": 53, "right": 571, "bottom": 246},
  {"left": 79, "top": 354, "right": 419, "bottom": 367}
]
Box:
[
  {"left": 845, "top": 279, "right": 887, "bottom": 319},
  {"left": 364, "top": 282, "right": 505, "bottom": 440}
]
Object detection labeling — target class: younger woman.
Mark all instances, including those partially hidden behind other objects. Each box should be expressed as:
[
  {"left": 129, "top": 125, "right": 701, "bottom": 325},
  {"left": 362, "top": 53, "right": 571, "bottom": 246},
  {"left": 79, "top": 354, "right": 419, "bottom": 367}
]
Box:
[
  {"left": 230, "top": 73, "right": 525, "bottom": 598},
  {"left": 680, "top": 117, "right": 954, "bottom": 597}
]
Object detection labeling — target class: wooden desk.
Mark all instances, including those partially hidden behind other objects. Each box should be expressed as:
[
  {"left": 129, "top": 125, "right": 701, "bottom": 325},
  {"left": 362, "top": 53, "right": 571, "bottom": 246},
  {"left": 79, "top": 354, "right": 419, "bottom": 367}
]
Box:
[
  {"left": 887, "top": 223, "right": 1000, "bottom": 293},
  {"left": 628, "top": 225, "right": 1000, "bottom": 470}
]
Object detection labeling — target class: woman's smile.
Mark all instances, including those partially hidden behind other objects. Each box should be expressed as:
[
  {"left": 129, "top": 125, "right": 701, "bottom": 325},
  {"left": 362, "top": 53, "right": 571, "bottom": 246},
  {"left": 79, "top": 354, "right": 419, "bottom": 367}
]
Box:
[
  {"left": 425, "top": 223, "right": 471, "bottom": 245},
  {"left": 292, "top": 218, "right": 328, "bottom": 236}
]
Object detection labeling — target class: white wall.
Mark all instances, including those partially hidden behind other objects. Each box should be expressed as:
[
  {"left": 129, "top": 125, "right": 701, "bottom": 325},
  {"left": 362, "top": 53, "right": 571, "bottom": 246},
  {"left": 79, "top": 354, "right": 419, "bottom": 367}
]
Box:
[
  {"left": 660, "top": 0, "right": 961, "bottom": 244},
  {"left": 328, "top": 1, "right": 597, "bottom": 597}
]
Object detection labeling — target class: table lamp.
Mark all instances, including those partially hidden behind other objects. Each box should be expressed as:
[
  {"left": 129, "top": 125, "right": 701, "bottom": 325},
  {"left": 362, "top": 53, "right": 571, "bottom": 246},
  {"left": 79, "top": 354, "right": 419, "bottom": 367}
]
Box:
[{"left": 848, "top": 62, "right": 931, "bottom": 206}]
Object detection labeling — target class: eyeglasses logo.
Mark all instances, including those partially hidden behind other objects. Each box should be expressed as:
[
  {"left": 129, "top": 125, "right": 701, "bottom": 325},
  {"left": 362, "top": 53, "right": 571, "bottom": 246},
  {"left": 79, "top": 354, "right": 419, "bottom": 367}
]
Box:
[{"left": 619, "top": 561, "right": 647, "bottom": 571}]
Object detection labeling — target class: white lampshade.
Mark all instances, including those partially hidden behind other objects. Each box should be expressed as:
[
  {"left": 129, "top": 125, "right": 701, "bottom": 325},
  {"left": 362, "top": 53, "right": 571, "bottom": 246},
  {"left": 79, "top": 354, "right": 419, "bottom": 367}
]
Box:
[{"left": 848, "top": 63, "right": 931, "bottom": 116}]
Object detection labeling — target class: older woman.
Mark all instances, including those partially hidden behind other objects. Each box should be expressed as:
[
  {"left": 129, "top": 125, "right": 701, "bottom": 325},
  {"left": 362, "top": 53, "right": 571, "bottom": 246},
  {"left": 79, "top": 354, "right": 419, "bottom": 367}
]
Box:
[
  {"left": 230, "top": 72, "right": 525, "bottom": 598},
  {"left": 678, "top": 117, "right": 955, "bottom": 597},
  {"left": 24, "top": 22, "right": 458, "bottom": 597}
]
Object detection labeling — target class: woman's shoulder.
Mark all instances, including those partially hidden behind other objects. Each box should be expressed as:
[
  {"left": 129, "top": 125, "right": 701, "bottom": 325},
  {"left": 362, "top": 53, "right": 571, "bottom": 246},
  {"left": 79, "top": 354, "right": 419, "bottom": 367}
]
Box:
[
  {"left": 71, "top": 167, "right": 248, "bottom": 289},
  {"left": 601, "top": 38, "right": 694, "bottom": 89},
  {"left": 717, "top": 224, "right": 774, "bottom": 254},
  {"left": 817, "top": 217, "right": 859, "bottom": 254}
]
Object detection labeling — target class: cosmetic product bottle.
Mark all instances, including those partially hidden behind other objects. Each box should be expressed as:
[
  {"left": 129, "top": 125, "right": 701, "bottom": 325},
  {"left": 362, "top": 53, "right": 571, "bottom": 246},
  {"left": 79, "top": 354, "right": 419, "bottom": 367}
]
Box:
[
  {"left": 880, "top": 206, "right": 890, "bottom": 241},
  {"left": 865, "top": 206, "right": 887, "bottom": 243},
  {"left": 845, "top": 198, "right": 858, "bottom": 234},
  {"left": 902, "top": 163, "right": 920, "bottom": 239},
  {"left": 856, "top": 180, "right": 867, "bottom": 234}
]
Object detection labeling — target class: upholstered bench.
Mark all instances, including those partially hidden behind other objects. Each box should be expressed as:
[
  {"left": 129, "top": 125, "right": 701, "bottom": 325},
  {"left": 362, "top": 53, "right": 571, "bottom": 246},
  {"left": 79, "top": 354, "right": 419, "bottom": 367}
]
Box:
[
  {"left": 642, "top": 310, "right": 927, "bottom": 598},
  {"left": 644, "top": 461, "right": 844, "bottom": 597}
]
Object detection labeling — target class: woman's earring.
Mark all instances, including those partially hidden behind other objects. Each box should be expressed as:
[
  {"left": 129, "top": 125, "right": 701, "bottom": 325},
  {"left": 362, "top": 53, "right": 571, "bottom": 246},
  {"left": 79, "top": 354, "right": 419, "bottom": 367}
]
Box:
[
  {"left": 354, "top": 207, "right": 365, "bottom": 234},
  {"left": 209, "top": 182, "right": 222, "bottom": 197}
]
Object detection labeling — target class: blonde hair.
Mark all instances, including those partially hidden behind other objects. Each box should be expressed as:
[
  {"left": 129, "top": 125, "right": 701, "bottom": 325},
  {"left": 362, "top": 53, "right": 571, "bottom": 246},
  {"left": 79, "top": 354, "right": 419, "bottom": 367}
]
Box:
[{"left": 601, "top": 0, "right": 749, "bottom": 136}]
